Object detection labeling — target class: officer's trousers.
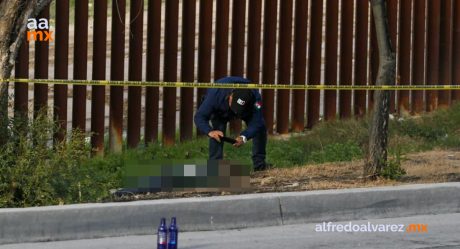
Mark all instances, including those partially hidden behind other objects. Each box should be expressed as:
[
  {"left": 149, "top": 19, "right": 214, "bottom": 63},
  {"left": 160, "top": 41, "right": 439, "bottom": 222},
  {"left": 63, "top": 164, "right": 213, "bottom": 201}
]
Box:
[{"left": 208, "top": 117, "right": 267, "bottom": 168}]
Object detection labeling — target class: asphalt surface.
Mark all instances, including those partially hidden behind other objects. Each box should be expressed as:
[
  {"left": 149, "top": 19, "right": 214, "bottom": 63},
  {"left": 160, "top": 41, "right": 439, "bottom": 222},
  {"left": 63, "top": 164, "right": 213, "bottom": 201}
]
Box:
[{"left": 2, "top": 213, "right": 459, "bottom": 249}]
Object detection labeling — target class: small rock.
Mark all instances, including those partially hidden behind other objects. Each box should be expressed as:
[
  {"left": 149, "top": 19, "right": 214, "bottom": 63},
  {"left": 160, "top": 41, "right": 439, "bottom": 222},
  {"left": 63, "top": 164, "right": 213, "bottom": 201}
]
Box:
[
  {"left": 260, "top": 177, "right": 275, "bottom": 186},
  {"left": 285, "top": 182, "right": 299, "bottom": 188}
]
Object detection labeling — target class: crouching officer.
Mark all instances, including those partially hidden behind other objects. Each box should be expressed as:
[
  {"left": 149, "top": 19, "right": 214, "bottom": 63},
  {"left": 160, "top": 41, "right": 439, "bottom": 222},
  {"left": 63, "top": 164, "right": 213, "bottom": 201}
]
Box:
[{"left": 194, "top": 76, "right": 268, "bottom": 171}]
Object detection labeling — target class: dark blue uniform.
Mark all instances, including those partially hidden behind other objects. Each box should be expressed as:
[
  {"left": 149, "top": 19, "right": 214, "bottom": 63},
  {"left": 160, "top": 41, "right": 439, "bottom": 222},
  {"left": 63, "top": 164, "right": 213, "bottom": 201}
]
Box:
[{"left": 194, "top": 76, "right": 267, "bottom": 168}]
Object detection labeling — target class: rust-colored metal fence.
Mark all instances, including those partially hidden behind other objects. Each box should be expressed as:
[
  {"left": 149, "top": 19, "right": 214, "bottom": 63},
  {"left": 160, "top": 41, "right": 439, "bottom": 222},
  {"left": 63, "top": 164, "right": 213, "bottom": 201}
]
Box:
[{"left": 11, "top": 0, "right": 460, "bottom": 152}]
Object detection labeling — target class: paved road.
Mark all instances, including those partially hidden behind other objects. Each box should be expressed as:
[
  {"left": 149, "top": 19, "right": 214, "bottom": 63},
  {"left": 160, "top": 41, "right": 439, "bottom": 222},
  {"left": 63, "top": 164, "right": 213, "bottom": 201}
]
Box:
[{"left": 2, "top": 213, "right": 459, "bottom": 249}]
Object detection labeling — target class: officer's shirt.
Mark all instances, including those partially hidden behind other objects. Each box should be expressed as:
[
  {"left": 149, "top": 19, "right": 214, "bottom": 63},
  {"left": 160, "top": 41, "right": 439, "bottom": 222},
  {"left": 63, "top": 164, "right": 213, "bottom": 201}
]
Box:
[{"left": 194, "top": 88, "right": 265, "bottom": 140}]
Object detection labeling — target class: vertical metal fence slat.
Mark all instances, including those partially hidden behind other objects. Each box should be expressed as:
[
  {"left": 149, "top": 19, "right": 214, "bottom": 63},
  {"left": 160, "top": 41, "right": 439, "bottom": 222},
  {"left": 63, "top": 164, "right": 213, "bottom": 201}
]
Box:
[
  {"left": 292, "top": 0, "right": 308, "bottom": 130},
  {"left": 354, "top": 0, "right": 368, "bottom": 117},
  {"left": 453, "top": 0, "right": 460, "bottom": 103},
  {"left": 229, "top": 0, "right": 246, "bottom": 135},
  {"left": 438, "top": 0, "right": 453, "bottom": 108},
  {"left": 246, "top": 0, "right": 263, "bottom": 131},
  {"left": 72, "top": 0, "right": 88, "bottom": 131},
  {"left": 180, "top": 0, "right": 196, "bottom": 141},
  {"left": 145, "top": 0, "right": 161, "bottom": 145},
  {"left": 127, "top": 0, "right": 144, "bottom": 148},
  {"left": 412, "top": 0, "right": 426, "bottom": 114},
  {"left": 197, "top": 0, "right": 213, "bottom": 136},
  {"left": 109, "top": 0, "right": 125, "bottom": 152},
  {"left": 307, "top": 0, "right": 323, "bottom": 128},
  {"left": 91, "top": 0, "right": 107, "bottom": 155},
  {"left": 214, "top": 0, "right": 230, "bottom": 79},
  {"left": 339, "top": 0, "right": 353, "bottom": 119},
  {"left": 14, "top": 0, "right": 460, "bottom": 149},
  {"left": 230, "top": 0, "right": 246, "bottom": 76},
  {"left": 54, "top": 0, "right": 69, "bottom": 143},
  {"left": 398, "top": 0, "right": 412, "bottom": 113},
  {"left": 426, "top": 0, "right": 441, "bottom": 112},
  {"left": 34, "top": 5, "right": 50, "bottom": 118},
  {"left": 324, "top": 0, "right": 339, "bottom": 120},
  {"left": 276, "top": 0, "right": 293, "bottom": 134},
  {"left": 246, "top": 0, "right": 262, "bottom": 83},
  {"left": 262, "top": 0, "right": 277, "bottom": 134},
  {"left": 162, "top": 0, "right": 179, "bottom": 145}
]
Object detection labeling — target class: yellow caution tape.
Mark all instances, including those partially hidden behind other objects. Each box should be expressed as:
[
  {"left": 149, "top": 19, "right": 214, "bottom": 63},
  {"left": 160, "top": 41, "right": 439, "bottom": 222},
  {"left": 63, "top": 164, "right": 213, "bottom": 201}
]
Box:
[{"left": 1, "top": 78, "right": 460, "bottom": 90}]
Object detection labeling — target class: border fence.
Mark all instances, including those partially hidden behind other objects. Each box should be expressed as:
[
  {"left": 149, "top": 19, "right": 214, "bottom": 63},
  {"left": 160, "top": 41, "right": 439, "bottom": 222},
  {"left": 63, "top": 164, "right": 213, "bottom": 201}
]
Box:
[{"left": 9, "top": 0, "right": 460, "bottom": 153}]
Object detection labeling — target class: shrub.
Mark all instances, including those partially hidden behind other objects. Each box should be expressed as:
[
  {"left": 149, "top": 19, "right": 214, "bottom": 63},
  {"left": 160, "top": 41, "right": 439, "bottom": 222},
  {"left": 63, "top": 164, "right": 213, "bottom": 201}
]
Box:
[
  {"left": 0, "top": 112, "right": 121, "bottom": 207},
  {"left": 380, "top": 153, "right": 406, "bottom": 180}
]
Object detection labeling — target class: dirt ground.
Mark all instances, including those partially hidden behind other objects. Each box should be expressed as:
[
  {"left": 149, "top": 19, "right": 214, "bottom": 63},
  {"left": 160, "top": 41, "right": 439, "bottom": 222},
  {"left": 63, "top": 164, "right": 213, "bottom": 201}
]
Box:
[{"left": 112, "top": 150, "right": 460, "bottom": 202}]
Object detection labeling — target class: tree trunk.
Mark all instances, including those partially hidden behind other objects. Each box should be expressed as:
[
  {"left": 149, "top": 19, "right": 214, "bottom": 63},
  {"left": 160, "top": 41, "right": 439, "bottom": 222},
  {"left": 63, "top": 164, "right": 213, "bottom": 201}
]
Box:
[
  {"left": 0, "top": 0, "right": 52, "bottom": 144},
  {"left": 365, "top": 0, "right": 396, "bottom": 178}
]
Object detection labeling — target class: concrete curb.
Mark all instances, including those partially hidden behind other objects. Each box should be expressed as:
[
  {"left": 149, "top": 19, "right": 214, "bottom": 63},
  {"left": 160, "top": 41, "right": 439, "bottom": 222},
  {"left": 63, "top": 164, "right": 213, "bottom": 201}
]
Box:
[{"left": 1, "top": 183, "right": 459, "bottom": 244}]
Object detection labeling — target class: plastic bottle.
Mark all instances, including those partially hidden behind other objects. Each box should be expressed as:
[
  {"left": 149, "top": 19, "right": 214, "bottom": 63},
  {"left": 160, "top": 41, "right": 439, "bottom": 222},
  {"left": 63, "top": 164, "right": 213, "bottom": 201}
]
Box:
[
  {"left": 168, "top": 217, "right": 178, "bottom": 249},
  {"left": 157, "top": 218, "right": 168, "bottom": 249}
]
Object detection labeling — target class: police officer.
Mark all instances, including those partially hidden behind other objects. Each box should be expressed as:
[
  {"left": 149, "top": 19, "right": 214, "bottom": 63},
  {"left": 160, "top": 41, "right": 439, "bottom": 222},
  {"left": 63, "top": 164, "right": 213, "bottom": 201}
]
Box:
[{"left": 194, "top": 76, "right": 268, "bottom": 171}]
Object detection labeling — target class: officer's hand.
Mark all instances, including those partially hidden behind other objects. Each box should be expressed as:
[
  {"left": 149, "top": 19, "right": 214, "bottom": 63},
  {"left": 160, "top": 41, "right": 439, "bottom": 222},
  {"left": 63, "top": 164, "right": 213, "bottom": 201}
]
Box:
[
  {"left": 233, "top": 136, "right": 245, "bottom": 148},
  {"left": 208, "top": 130, "right": 224, "bottom": 142}
]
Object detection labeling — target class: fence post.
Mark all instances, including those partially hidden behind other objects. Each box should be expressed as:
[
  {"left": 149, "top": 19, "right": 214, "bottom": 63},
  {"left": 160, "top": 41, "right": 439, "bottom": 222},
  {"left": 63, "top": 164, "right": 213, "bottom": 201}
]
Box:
[
  {"left": 229, "top": 0, "right": 246, "bottom": 135},
  {"left": 246, "top": 0, "right": 262, "bottom": 83},
  {"left": 307, "top": 0, "right": 323, "bottom": 128},
  {"left": 180, "top": 0, "right": 196, "bottom": 142},
  {"left": 324, "top": 0, "right": 339, "bottom": 121},
  {"left": 91, "top": 0, "right": 107, "bottom": 155},
  {"left": 72, "top": 0, "right": 88, "bottom": 131},
  {"left": 196, "top": 0, "right": 213, "bottom": 136},
  {"left": 34, "top": 5, "right": 50, "bottom": 119},
  {"left": 438, "top": 0, "right": 453, "bottom": 108},
  {"left": 109, "top": 0, "right": 125, "bottom": 153},
  {"left": 292, "top": 0, "right": 308, "bottom": 130},
  {"left": 339, "top": 0, "right": 353, "bottom": 119},
  {"left": 162, "top": 0, "right": 179, "bottom": 146},
  {"left": 453, "top": 0, "right": 460, "bottom": 103},
  {"left": 54, "top": 0, "right": 69, "bottom": 143},
  {"left": 276, "top": 0, "right": 293, "bottom": 134},
  {"left": 412, "top": 0, "right": 426, "bottom": 114},
  {"left": 145, "top": 0, "right": 161, "bottom": 145},
  {"left": 127, "top": 0, "right": 144, "bottom": 148},
  {"left": 398, "top": 0, "right": 413, "bottom": 113},
  {"left": 354, "top": 0, "right": 369, "bottom": 117},
  {"left": 426, "top": 0, "right": 441, "bottom": 112},
  {"left": 262, "top": 0, "right": 277, "bottom": 134},
  {"left": 214, "top": 0, "right": 230, "bottom": 80}
]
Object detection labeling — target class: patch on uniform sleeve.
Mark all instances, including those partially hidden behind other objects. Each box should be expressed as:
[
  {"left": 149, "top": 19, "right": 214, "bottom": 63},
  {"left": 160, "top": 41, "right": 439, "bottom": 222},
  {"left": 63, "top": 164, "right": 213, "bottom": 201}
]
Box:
[{"left": 254, "top": 101, "right": 262, "bottom": 110}]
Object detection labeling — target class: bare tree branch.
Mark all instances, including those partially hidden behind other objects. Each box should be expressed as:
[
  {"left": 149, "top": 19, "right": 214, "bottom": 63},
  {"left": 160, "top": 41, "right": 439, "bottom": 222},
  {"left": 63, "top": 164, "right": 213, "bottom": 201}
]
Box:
[
  {"left": 0, "top": 0, "right": 52, "bottom": 144},
  {"left": 8, "top": 0, "right": 37, "bottom": 66}
]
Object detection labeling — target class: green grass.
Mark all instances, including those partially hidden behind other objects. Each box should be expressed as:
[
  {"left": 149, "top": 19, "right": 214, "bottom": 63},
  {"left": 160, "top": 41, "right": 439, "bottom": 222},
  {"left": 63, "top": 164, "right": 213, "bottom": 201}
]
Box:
[
  {"left": 121, "top": 127, "right": 365, "bottom": 169},
  {"left": 0, "top": 110, "right": 122, "bottom": 208},
  {"left": 118, "top": 103, "right": 460, "bottom": 169},
  {"left": 2, "top": 103, "right": 460, "bottom": 207},
  {"left": 390, "top": 103, "right": 460, "bottom": 151}
]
